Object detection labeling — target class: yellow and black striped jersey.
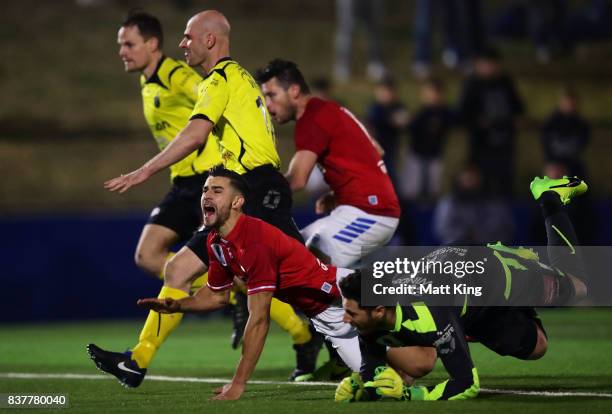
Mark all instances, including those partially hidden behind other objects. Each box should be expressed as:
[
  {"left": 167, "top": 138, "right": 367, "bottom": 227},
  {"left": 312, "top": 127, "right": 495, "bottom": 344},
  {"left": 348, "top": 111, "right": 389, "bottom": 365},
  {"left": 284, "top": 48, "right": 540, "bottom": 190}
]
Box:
[
  {"left": 140, "top": 56, "right": 221, "bottom": 181},
  {"left": 189, "top": 57, "right": 280, "bottom": 175}
]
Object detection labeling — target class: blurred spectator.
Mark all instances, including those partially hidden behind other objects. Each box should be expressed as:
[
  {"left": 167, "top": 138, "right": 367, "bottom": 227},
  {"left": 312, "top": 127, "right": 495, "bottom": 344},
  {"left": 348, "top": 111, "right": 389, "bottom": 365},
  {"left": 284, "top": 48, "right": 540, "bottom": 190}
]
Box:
[
  {"left": 75, "top": 0, "right": 108, "bottom": 5},
  {"left": 310, "top": 76, "right": 346, "bottom": 106},
  {"left": 412, "top": 0, "right": 486, "bottom": 78},
  {"left": 528, "top": 1, "right": 571, "bottom": 63},
  {"left": 366, "top": 76, "right": 409, "bottom": 188},
  {"left": 401, "top": 78, "right": 454, "bottom": 201},
  {"left": 568, "top": 0, "right": 612, "bottom": 42},
  {"left": 434, "top": 163, "right": 515, "bottom": 245},
  {"left": 457, "top": 47, "right": 524, "bottom": 197},
  {"left": 334, "top": 0, "right": 387, "bottom": 82},
  {"left": 492, "top": 1, "right": 611, "bottom": 57},
  {"left": 541, "top": 87, "right": 590, "bottom": 178},
  {"left": 529, "top": 162, "right": 596, "bottom": 244},
  {"left": 463, "top": 0, "right": 488, "bottom": 64},
  {"left": 311, "top": 77, "right": 333, "bottom": 100}
]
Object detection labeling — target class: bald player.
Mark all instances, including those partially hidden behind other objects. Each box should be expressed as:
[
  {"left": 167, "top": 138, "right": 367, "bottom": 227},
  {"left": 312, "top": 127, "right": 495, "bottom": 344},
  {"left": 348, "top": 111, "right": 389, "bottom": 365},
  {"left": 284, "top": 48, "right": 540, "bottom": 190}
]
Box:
[
  {"left": 88, "top": 10, "right": 320, "bottom": 388},
  {"left": 112, "top": 10, "right": 220, "bottom": 294}
]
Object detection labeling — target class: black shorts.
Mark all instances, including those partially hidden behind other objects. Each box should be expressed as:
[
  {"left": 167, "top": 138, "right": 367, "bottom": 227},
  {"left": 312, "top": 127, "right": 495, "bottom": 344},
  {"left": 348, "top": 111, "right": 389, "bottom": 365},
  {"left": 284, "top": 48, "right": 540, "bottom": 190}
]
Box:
[
  {"left": 147, "top": 174, "right": 207, "bottom": 242},
  {"left": 465, "top": 307, "right": 546, "bottom": 360},
  {"left": 185, "top": 165, "right": 303, "bottom": 266}
]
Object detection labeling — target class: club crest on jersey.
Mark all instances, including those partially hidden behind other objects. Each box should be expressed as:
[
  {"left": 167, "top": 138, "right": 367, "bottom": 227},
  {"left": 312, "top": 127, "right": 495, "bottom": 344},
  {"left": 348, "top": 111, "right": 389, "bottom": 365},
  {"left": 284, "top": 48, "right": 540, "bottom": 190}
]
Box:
[
  {"left": 368, "top": 195, "right": 379, "bottom": 206},
  {"left": 154, "top": 95, "right": 160, "bottom": 108},
  {"left": 211, "top": 243, "right": 228, "bottom": 267},
  {"left": 320, "top": 282, "right": 332, "bottom": 293}
]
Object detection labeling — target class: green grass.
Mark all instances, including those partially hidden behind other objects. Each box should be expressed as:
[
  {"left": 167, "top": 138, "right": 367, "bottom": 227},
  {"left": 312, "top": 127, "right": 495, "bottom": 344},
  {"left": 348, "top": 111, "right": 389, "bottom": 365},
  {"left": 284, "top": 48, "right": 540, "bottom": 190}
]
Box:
[{"left": 1, "top": 309, "right": 612, "bottom": 413}]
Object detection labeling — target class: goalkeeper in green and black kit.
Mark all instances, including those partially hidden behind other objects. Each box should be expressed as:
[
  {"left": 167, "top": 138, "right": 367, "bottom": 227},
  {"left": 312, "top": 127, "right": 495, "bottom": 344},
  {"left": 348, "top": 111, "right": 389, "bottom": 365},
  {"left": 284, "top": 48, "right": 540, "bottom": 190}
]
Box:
[{"left": 336, "top": 176, "right": 589, "bottom": 402}]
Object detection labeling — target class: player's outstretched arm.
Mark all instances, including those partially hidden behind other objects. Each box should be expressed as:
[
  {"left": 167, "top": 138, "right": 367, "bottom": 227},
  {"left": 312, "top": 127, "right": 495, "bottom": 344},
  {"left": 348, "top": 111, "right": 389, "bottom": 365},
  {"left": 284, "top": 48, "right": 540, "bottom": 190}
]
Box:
[
  {"left": 104, "top": 118, "right": 213, "bottom": 193},
  {"left": 136, "top": 297, "right": 181, "bottom": 314},
  {"left": 213, "top": 291, "right": 273, "bottom": 401},
  {"left": 137, "top": 285, "right": 229, "bottom": 314}
]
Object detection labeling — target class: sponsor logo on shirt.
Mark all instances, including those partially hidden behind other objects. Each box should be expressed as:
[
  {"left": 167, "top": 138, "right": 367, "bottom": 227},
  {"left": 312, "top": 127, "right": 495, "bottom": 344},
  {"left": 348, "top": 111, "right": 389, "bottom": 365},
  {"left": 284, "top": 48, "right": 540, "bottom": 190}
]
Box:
[
  {"left": 211, "top": 243, "right": 228, "bottom": 267},
  {"left": 433, "top": 324, "right": 456, "bottom": 355}
]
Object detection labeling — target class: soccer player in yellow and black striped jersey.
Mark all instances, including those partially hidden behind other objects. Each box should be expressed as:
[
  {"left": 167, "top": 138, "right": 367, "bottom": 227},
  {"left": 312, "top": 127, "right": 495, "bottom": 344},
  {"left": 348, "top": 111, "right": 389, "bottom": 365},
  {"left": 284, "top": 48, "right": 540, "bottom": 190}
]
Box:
[{"left": 89, "top": 11, "right": 318, "bottom": 394}]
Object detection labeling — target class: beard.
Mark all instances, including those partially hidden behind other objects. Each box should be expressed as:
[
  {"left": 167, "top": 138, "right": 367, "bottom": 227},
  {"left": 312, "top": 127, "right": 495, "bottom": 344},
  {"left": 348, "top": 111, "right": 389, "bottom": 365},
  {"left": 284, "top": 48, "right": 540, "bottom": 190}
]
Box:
[{"left": 204, "top": 205, "right": 231, "bottom": 228}]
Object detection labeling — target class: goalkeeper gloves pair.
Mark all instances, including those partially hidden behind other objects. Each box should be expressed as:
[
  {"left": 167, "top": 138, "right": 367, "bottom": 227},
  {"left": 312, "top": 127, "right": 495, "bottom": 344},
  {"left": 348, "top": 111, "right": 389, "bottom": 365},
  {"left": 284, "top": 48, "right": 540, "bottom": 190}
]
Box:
[{"left": 335, "top": 367, "right": 428, "bottom": 402}]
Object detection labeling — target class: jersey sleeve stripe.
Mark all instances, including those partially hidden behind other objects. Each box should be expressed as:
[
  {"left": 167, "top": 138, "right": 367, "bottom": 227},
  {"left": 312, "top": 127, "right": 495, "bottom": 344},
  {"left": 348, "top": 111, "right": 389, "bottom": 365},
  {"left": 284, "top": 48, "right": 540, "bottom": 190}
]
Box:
[
  {"left": 247, "top": 285, "right": 277, "bottom": 294},
  {"left": 338, "top": 229, "right": 360, "bottom": 239},
  {"left": 345, "top": 225, "right": 366, "bottom": 234},
  {"left": 207, "top": 282, "right": 233, "bottom": 291},
  {"left": 190, "top": 114, "right": 213, "bottom": 123},
  {"left": 333, "top": 234, "right": 353, "bottom": 244},
  {"left": 349, "top": 222, "right": 372, "bottom": 230},
  {"left": 167, "top": 65, "right": 182, "bottom": 83},
  {"left": 355, "top": 217, "right": 377, "bottom": 225}
]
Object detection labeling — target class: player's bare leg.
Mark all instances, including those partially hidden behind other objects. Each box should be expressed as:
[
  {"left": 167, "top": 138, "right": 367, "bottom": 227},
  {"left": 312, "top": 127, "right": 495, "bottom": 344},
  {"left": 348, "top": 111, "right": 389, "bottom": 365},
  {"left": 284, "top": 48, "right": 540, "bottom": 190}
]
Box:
[
  {"left": 164, "top": 245, "right": 207, "bottom": 292},
  {"left": 134, "top": 224, "right": 180, "bottom": 278}
]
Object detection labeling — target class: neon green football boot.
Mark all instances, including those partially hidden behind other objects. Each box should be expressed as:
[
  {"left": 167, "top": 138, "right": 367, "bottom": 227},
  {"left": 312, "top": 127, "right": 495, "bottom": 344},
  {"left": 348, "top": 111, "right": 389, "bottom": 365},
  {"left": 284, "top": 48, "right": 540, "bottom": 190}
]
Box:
[{"left": 530, "top": 176, "right": 588, "bottom": 205}]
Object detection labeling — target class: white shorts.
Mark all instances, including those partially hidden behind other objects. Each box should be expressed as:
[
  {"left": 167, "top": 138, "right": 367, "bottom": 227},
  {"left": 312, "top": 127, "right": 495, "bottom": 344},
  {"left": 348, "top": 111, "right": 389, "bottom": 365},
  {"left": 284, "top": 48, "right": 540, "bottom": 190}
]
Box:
[
  {"left": 301, "top": 205, "right": 399, "bottom": 269},
  {"left": 310, "top": 268, "right": 361, "bottom": 372}
]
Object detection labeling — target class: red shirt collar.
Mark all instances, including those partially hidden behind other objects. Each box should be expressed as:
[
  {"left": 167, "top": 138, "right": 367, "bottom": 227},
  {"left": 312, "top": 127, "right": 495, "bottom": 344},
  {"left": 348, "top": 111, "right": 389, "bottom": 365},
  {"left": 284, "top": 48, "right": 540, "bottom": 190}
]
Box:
[{"left": 217, "top": 214, "right": 247, "bottom": 245}]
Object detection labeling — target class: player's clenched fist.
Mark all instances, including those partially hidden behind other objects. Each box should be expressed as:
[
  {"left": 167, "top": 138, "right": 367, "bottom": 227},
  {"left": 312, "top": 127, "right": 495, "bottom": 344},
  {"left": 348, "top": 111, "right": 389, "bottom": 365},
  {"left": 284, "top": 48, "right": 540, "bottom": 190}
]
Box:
[
  {"left": 334, "top": 372, "right": 365, "bottom": 402},
  {"left": 364, "top": 366, "right": 406, "bottom": 400},
  {"left": 137, "top": 297, "right": 181, "bottom": 314}
]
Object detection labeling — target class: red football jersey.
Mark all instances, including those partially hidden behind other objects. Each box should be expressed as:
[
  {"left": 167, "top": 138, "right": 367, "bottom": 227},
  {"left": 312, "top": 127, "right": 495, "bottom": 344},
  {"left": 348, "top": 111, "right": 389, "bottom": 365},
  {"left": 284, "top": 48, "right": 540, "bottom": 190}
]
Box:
[
  {"left": 295, "top": 97, "right": 400, "bottom": 218},
  {"left": 206, "top": 214, "right": 341, "bottom": 317}
]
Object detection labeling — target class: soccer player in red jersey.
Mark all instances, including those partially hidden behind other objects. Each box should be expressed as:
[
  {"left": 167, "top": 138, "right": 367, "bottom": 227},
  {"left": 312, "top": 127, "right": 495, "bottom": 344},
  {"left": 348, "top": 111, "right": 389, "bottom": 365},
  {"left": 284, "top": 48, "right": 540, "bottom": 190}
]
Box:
[
  {"left": 138, "top": 166, "right": 363, "bottom": 400},
  {"left": 256, "top": 59, "right": 401, "bottom": 268}
]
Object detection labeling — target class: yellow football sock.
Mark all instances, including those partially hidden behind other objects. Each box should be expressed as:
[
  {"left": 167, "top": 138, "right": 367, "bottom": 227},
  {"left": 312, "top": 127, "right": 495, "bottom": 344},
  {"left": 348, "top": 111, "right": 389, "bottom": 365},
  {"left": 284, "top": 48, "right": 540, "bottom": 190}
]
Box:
[
  {"left": 228, "top": 288, "right": 237, "bottom": 305},
  {"left": 131, "top": 286, "right": 188, "bottom": 368},
  {"left": 270, "top": 299, "right": 312, "bottom": 345}
]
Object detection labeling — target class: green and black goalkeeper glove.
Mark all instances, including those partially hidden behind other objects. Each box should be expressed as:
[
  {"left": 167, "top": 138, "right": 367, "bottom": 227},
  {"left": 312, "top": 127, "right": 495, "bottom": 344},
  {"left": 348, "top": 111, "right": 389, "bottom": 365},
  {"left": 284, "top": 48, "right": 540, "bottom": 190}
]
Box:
[
  {"left": 364, "top": 366, "right": 429, "bottom": 401},
  {"left": 335, "top": 372, "right": 366, "bottom": 402}
]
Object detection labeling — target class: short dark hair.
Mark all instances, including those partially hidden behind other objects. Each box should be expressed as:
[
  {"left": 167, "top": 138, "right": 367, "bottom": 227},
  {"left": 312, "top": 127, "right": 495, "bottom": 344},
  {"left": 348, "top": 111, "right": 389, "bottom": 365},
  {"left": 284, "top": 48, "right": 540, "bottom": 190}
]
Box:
[
  {"left": 254, "top": 59, "right": 310, "bottom": 94},
  {"left": 208, "top": 165, "right": 250, "bottom": 199},
  {"left": 122, "top": 10, "right": 164, "bottom": 49},
  {"left": 339, "top": 270, "right": 365, "bottom": 306}
]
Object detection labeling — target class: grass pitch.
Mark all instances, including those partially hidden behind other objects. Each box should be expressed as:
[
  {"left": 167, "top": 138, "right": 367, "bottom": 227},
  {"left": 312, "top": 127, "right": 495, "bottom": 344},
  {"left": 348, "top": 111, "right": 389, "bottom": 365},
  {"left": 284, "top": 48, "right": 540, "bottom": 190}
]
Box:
[{"left": 1, "top": 309, "right": 611, "bottom": 413}]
